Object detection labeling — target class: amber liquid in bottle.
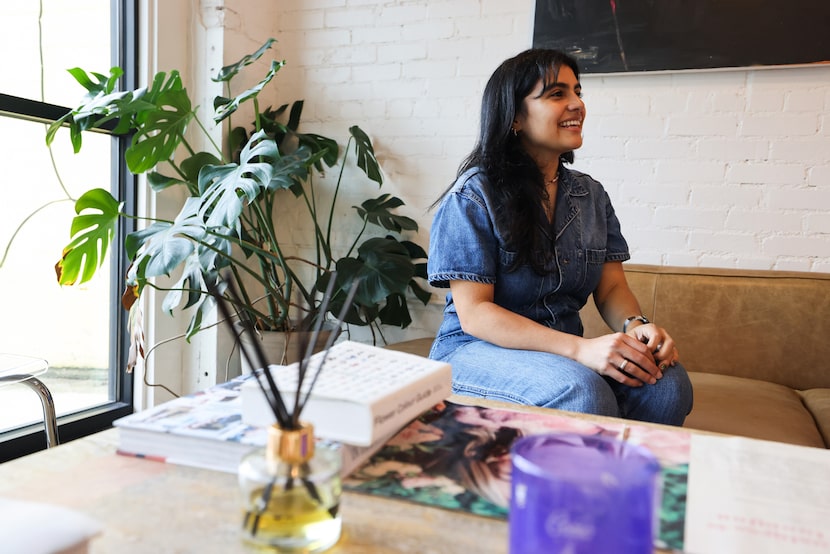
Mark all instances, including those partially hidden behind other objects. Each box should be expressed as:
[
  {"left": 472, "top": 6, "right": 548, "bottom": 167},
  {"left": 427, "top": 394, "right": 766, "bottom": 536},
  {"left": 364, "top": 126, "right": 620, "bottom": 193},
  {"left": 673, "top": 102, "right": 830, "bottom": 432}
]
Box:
[{"left": 238, "top": 424, "right": 342, "bottom": 552}]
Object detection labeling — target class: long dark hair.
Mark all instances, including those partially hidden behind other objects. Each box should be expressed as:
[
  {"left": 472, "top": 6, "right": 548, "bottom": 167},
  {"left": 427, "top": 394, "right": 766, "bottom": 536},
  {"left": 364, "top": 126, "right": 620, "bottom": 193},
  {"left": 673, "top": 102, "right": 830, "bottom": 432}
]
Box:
[{"left": 436, "top": 49, "right": 581, "bottom": 273}]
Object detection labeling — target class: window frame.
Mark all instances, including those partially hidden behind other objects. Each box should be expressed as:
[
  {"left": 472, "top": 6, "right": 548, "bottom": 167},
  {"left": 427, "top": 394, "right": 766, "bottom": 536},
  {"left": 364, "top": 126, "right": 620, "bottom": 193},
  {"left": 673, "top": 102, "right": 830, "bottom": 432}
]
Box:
[{"left": 0, "top": 0, "right": 136, "bottom": 461}]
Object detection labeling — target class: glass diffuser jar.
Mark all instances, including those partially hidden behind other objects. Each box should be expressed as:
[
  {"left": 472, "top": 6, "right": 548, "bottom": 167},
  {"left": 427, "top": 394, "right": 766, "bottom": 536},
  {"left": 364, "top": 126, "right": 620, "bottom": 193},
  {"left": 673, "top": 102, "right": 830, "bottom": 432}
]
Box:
[{"left": 238, "top": 423, "right": 342, "bottom": 552}]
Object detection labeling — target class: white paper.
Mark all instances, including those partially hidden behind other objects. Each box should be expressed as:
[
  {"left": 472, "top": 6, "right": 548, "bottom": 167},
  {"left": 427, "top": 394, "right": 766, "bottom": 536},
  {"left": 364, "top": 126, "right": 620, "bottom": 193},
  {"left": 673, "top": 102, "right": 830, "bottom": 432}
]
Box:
[
  {"left": 0, "top": 498, "right": 101, "bottom": 554},
  {"left": 685, "top": 434, "right": 830, "bottom": 554}
]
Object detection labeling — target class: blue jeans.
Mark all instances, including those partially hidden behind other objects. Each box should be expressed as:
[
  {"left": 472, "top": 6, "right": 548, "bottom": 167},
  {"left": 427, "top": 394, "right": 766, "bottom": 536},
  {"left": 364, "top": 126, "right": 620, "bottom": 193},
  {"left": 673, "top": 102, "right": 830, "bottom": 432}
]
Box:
[{"left": 430, "top": 338, "right": 693, "bottom": 426}]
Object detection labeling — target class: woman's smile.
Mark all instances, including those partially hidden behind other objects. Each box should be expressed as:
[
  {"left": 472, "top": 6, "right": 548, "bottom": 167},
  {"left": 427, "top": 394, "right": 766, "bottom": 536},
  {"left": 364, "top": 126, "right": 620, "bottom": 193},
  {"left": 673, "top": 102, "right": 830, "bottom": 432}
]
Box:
[
  {"left": 559, "top": 117, "right": 583, "bottom": 129},
  {"left": 514, "top": 65, "right": 586, "bottom": 164}
]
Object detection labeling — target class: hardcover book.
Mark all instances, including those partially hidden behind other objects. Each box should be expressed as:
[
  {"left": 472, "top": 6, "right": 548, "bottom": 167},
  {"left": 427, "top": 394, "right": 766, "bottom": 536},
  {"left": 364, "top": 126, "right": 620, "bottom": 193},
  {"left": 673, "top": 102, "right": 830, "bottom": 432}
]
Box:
[
  {"left": 343, "top": 401, "right": 692, "bottom": 552},
  {"left": 240, "top": 340, "right": 453, "bottom": 446},
  {"left": 113, "top": 375, "right": 394, "bottom": 477}
]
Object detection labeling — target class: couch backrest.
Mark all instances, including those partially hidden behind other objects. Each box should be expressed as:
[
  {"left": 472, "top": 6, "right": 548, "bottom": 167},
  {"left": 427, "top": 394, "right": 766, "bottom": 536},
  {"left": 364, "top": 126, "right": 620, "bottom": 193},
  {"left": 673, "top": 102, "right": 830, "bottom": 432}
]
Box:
[{"left": 580, "top": 264, "right": 830, "bottom": 390}]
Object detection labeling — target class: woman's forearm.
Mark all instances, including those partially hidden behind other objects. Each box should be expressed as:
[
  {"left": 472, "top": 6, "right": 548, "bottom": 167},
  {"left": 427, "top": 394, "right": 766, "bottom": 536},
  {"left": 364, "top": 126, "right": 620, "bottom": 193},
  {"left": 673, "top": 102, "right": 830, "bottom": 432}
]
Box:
[
  {"left": 451, "top": 282, "right": 583, "bottom": 359},
  {"left": 593, "top": 262, "right": 644, "bottom": 333}
]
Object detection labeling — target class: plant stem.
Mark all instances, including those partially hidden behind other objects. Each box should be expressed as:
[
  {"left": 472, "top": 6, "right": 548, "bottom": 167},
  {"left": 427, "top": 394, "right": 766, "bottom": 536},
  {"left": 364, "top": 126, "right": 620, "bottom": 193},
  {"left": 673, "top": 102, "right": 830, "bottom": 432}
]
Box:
[
  {"left": 142, "top": 279, "right": 275, "bottom": 329},
  {"left": 344, "top": 217, "right": 369, "bottom": 260},
  {"left": 0, "top": 200, "right": 73, "bottom": 269},
  {"left": 253, "top": 98, "right": 261, "bottom": 132},
  {"left": 168, "top": 160, "right": 190, "bottom": 184},
  {"left": 256, "top": 255, "right": 289, "bottom": 329},
  {"left": 191, "top": 114, "right": 226, "bottom": 163},
  {"left": 180, "top": 134, "right": 198, "bottom": 158},
  {"left": 325, "top": 136, "right": 353, "bottom": 250},
  {"left": 296, "top": 175, "right": 330, "bottom": 275},
  {"left": 238, "top": 200, "right": 297, "bottom": 329},
  {"left": 228, "top": 264, "right": 256, "bottom": 322},
  {"left": 47, "top": 145, "right": 74, "bottom": 201}
]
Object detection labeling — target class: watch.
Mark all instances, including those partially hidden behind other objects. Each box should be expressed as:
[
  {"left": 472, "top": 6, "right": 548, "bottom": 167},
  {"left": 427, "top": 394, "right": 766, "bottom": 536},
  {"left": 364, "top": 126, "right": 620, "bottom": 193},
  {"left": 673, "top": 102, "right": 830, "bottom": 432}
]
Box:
[{"left": 623, "top": 315, "right": 650, "bottom": 333}]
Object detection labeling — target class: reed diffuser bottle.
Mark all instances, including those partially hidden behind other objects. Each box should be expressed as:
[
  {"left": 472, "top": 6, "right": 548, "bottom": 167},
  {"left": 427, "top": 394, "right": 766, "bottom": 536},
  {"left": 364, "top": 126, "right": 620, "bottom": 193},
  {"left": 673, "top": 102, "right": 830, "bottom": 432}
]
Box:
[
  {"left": 238, "top": 423, "right": 342, "bottom": 551},
  {"left": 212, "top": 271, "right": 357, "bottom": 552}
]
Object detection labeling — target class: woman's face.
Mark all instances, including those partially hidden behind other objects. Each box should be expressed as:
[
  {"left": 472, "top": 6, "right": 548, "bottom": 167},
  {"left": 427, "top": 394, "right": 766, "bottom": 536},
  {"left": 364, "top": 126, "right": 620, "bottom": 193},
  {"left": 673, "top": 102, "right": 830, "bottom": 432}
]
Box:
[{"left": 514, "top": 65, "right": 585, "bottom": 165}]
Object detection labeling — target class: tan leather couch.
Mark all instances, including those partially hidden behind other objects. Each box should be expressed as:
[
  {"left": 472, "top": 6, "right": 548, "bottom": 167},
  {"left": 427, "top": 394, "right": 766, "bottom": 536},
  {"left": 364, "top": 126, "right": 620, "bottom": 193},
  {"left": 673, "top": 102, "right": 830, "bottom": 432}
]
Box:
[{"left": 387, "top": 264, "right": 830, "bottom": 449}]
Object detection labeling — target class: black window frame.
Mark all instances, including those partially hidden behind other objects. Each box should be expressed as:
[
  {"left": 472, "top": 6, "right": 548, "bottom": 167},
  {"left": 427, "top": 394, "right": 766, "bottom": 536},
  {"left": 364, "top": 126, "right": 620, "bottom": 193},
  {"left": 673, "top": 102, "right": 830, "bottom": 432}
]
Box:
[{"left": 0, "top": 0, "right": 137, "bottom": 462}]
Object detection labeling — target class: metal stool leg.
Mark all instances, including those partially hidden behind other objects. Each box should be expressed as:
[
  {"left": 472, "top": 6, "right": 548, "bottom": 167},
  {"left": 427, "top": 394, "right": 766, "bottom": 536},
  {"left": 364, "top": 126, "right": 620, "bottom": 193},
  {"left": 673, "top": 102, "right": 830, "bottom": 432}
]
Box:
[{"left": 1, "top": 374, "right": 60, "bottom": 447}]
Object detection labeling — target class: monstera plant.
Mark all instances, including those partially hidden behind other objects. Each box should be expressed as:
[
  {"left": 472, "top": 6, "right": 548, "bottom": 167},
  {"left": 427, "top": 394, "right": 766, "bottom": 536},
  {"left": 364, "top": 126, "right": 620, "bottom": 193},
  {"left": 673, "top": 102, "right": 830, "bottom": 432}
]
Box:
[{"left": 46, "top": 38, "right": 430, "bottom": 366}]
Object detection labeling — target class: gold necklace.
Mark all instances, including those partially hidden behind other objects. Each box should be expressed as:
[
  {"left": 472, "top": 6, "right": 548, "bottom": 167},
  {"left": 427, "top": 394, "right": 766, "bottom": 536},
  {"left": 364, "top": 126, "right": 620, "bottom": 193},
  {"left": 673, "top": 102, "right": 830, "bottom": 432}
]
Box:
[{"left": 543, "top": 175, "right": 558, "bottom": 220}]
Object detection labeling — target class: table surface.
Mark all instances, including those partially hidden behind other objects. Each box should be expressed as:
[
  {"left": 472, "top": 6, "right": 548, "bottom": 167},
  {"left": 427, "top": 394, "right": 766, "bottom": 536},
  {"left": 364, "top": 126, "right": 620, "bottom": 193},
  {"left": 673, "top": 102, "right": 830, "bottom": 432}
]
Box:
[{"left": 0, "top": 397, "right": 678, "bottom": 554}]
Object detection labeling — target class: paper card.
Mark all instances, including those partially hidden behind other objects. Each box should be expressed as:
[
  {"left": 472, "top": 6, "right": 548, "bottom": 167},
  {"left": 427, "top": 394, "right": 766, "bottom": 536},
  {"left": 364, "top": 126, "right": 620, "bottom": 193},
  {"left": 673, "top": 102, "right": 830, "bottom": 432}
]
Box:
[{"left": 685, "top": 434, "right": 830, "bottom": 554}]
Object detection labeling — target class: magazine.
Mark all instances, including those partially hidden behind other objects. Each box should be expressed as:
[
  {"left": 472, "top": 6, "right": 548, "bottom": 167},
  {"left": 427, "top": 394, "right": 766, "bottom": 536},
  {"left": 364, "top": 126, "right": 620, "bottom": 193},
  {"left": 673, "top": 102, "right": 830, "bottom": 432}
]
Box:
[
  {"left": 114, "top": 375, "right": 393, "bottom": 477},
  {"left": 343, "top": 401, "right": 691, "bottom": 552}
]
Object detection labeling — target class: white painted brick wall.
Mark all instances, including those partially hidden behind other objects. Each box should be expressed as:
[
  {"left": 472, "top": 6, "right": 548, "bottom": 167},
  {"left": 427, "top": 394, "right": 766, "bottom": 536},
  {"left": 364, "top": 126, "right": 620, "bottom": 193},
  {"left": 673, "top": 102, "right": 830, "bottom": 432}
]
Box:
[{"left": 221, "top": 0, "right": 830, "bottom": 343}]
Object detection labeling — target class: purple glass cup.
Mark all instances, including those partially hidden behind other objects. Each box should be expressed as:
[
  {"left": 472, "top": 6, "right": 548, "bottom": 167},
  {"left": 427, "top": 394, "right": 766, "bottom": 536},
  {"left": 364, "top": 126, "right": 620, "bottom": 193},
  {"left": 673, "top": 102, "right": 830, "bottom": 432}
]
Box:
[{"left": 509, "top": 433, "right": 661, "bottom": 554}]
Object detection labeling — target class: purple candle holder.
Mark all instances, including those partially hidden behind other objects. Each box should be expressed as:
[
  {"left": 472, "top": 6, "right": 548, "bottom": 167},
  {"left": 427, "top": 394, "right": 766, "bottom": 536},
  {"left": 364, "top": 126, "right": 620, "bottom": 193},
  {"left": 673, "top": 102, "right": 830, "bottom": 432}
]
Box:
[{"left": 509, "top": 433, "right": 661, "bottom": 554}]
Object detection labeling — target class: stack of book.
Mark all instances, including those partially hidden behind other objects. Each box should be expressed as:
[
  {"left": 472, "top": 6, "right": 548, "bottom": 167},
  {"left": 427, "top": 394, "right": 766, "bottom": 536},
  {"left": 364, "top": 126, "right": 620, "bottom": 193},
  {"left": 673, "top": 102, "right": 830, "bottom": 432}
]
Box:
[
  {"left": 240, "top": 340, "right": 453, "bottom": 446},
  {"left": 113, "top": 341, "right": 452, "bottom": 476}
]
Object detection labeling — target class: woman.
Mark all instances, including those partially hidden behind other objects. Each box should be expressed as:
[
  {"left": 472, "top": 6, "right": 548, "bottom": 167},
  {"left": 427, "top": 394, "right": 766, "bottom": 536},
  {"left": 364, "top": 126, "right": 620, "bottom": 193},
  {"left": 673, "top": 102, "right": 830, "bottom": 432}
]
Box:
[{"left": 427, "top": 49, "right": 693, "bottom": 425}]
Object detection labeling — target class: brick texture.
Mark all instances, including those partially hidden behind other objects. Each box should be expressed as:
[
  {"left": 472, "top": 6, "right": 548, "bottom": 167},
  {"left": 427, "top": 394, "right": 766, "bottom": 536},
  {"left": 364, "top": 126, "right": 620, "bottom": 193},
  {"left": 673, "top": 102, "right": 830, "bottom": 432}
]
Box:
[{"left": 221, "top": 0, "right": 830, "bottom": 342}]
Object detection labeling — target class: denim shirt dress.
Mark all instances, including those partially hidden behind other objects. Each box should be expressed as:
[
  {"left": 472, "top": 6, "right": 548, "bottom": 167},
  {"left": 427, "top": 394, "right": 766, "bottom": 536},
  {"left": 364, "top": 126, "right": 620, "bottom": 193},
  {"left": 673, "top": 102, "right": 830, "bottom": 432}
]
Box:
[{"left": 428, "top": 165, "right": 631, "bottom": 359}]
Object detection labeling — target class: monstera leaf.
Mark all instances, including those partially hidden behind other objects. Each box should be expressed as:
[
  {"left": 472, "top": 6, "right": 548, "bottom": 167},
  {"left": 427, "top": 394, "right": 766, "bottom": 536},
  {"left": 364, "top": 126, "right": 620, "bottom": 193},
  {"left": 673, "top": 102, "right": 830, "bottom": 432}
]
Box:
[
  {"left": 355, "top": 195, "right": 418, "bottom": 233},
  {"left": 160, "top": 248, "right": 225, "bottom": 341},
  {"left": 66, "top": 66, "right": 123, "bottom": 98},
  {"left": 338, "top": 237, "right": 415, "bottom": 306},
  {"left": 55, "top": 188, "right": 122, "bottom": 286},
  {"left": 45, "top": 66, "right": 124, "bottom": 146},
  {"left": 161, "top": 251, "right": 210, "bottom": 315},
  {"left": 125, "top": 197, "right": 209, "bottom": 285},
  {"left": 377, "top": 291, "right": 412, "bottom": 328},
  {"left": 125, "top": 88, "right": 194, "bottom": 174},
  {"left": 268, "top": 146, "right": 317, "bottom": 191},
  {"left": 197, "top": 131, "right": 282, "bottom": 229},
  {"left": 349, "top": 125, "right": 383, "bottom": 185},
  {"left": 358, "top": 237, "right": 416, "bottom": 302},
  {"left": 45, "top": 69, "right": 184, "bottom": 154},
  {"left": 147, "top": 151, "right": 223, "bottom": 196},
  {"left": 214, "top": 60, "right": 284, "bottom": 123},
  {"left": 400, "top": 239, "right": 432, "bottom": 306},
  {"left": 213, "top": 38, "right": 277, "bottom": 83}
]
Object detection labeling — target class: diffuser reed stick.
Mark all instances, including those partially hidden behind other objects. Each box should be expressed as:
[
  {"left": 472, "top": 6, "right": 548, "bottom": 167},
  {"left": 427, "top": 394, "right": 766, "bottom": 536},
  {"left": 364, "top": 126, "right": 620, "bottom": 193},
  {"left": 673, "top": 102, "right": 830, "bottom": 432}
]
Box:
[{"left": 209, "top": 272, "right": 358, "bottom": 547}]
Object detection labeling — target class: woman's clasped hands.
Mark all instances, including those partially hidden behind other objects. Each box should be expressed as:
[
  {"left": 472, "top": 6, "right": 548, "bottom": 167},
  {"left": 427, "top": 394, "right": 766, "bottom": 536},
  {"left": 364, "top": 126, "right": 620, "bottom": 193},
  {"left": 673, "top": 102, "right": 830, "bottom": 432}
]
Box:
[{"left": 577, "top": 324, "right": 680, "bottom": 387}]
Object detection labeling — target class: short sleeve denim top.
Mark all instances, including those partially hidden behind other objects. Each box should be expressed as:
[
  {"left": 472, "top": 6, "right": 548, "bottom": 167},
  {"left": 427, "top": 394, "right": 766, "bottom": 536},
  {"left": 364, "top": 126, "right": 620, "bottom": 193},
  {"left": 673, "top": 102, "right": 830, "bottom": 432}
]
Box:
[{"left": 428, "top": 165, "right": 630, "bottom": 338}]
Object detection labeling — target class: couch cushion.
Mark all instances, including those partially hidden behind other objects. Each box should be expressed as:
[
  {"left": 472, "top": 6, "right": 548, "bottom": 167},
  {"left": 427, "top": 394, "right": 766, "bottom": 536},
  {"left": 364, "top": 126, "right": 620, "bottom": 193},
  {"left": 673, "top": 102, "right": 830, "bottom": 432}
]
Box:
[
  {"left": 582, "top": 264, "right": 830, "bottom": 391},
  {"left": 799, "top": 388, "right": 830, "bottom": 448},
  {"left": 685, "top": 372, "right": 826, "bottom": 448}
]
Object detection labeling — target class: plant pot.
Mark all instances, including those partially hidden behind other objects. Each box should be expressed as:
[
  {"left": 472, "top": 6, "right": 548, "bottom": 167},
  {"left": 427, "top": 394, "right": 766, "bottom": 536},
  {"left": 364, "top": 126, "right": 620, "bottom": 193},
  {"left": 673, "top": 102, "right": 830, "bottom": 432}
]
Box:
[{"left": 236, "top": 323, "right": 336, "bottom": 372}]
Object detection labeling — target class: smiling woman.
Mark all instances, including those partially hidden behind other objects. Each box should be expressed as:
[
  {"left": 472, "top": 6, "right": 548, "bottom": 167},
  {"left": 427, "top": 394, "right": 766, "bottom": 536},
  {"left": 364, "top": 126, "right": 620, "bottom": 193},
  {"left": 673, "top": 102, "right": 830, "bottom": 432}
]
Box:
[
  {"left": 0, "top": 0, "right": 135, "bottom": 460},
  {"left": 426, "top": 48, "right": 693, "bottom": 426},
  {"left": 511, "top": 64, "right": 585, "bottom": 180}
]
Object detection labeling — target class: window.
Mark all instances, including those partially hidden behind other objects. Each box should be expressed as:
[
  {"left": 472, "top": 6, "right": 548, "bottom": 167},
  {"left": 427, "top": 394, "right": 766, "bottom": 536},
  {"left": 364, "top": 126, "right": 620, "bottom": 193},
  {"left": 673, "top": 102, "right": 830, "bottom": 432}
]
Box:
[{"left": 0, "top": 0, "right": 135, "bottom": 461}]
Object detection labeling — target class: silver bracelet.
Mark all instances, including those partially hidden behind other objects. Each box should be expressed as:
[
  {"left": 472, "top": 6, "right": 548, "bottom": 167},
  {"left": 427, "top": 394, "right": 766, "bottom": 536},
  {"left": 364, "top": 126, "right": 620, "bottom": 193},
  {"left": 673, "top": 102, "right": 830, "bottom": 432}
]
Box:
[{"left": 623, "top": 315, "right": 649, "bottom": 333}]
